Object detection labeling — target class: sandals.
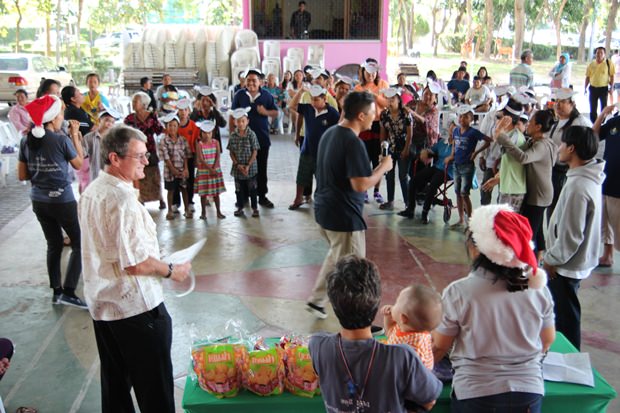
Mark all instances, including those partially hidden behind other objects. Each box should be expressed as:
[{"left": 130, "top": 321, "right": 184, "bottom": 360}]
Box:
[
  {"left": 288, "top": 201, "right": 303, "bottom": 210},
  {"left": 217, "top": 213, "right": 226, "bottom": 219}
]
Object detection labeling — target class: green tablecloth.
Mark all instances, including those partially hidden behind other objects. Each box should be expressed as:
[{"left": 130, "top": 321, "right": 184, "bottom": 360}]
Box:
[{"left": 182, "top": 333, "right": 617, "bottom": 413}]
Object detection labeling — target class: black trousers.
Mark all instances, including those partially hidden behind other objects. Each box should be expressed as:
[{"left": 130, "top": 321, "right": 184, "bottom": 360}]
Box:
[
  {"left": 547, "top": 165, "right": 568, "bottom": 221},
  {"left": 32, "top": 200, "right": 81, "bottom": 291},
  {"left": 186, "top": 157, "right": 196, "bottom": 204},
  {"left": 257, "top": 147, "right": 270, "bottom": 198},
  {"left": 408, "top": 166, "right": 444, "bottom": 213},
  {"left": 547, "top": 275, "right": 582, "bottom": 350},
  {"left": 93, "top": 303, "right": 175, "bottom": 413},
  {"left": 480, "top": 168, "right": 496, "bottom": 206},
  {"left": 521, "top": 203, "right": 547, "bottom": 252},
  {"left": 588, "top": 85, "right": 609, "bottom": 123}
]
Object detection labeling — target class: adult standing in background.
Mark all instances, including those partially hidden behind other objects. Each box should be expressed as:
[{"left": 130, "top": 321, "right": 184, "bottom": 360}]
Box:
[
  {"left": 155, "top": 73, "right": 174, "bottom": 111},
  {"left": 585, "top": 47, "right": 615, "bottom": 123},
  {"left": 62, "top": 85, "right": 93, "bottom": 137},
  {"left": 306, "top": 91, "right": 393, "bottom": 319},
  {"left": 290, "top": 1, "right": 311, "bottom": 39},
  {"left": 17, "top": 95, "right": 87, "bottom": 309},
  {"left": 140, "top": 76, "right": 158, "bottom": 112},
  {"left": 79, "top": 124, "right": 191, "bottom": 413},
  {"left": 549, "top": 53, "right": 571, "bottom": 89},
  {"left": 510, "top": 50, "right": 535, "bottom": 89},
  {"left": 124, "top": 91, "right": 166, "bottom": 209},
  {"left": 231, "top": 68, "right": 279, "bottom": 208},
  {"left": 83, "top": 108, "right": 120, "bottom": 185},
  {"left": 7, "top": 88, "right": 30, "bottom": 134}
]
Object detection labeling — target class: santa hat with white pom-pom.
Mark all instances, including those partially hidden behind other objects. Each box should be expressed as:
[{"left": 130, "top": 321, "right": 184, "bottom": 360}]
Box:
[
  {"left": 25, "top": 95, "right": 62, "bottom": 138},
  {"left": 468, "top": 204, "right": 547, "bottom": 289}
]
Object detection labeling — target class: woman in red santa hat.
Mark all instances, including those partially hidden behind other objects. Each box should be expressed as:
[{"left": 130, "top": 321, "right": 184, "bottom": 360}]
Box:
[
  {"left": 17, "top": 94, "right": 88, "bottom": 309},
  {"left": 432, "top": 204, "right": 555, "bottom": 413}
]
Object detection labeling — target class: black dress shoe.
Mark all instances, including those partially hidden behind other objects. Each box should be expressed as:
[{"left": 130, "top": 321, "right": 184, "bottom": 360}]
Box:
[{"left": 259, "top": 197, "right": 275, "bottom": 208}]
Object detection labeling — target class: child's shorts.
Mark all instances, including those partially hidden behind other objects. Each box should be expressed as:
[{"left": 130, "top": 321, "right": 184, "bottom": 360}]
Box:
[{"left": 454, "top": 161, "right": 475, "bottom": 196}]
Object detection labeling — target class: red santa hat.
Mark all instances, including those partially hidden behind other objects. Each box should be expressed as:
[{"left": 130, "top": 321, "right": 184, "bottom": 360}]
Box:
[
  {"left": 25, "top": 95, "right": 62, "bottom": 138},
  {"left": 468, "top": 204, "right": 547, "bottom": 289}
]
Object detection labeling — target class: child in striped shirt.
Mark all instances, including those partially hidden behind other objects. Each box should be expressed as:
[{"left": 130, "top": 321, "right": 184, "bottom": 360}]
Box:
[{"left": 381, "top": 284, "right": 443, "bottom": 370}]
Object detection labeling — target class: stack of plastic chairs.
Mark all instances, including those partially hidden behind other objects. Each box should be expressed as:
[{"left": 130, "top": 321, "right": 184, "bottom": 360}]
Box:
[
  {"left": 234, "top": 29, "right": 261, "bottom": 63},
  {"left": 230, "top": 48, "right": 260, "bottom": 85},
  {"left": 286, "top": 47, "right": 305, "bottom": 67},
  {"left": 307, "top": 44, "right": 325, "bottom": 68},
  {"left": 261, "top": 58, "right": 281, "bottom": 80},
  {"left": 283, "top": 56, "right": 301, "bottom": 75}
]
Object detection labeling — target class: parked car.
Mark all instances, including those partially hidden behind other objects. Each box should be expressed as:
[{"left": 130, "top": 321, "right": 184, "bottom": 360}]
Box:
[{"left": 0, "top": 53, "right": 74, "bottom": 104}]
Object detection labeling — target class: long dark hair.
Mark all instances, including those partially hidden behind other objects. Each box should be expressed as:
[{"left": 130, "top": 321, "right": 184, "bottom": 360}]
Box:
[
  {"left": 291, "top": 69, "right": 304, "bottom": 89},
  {"left": 26, "top": 127, "right": 50, "bottom": 151},
  {"left": 472, "top": 254, "right": 529, "bottom": 292},
  {"left": 360, "top": 58, "right": 381, "bottom": 87}
]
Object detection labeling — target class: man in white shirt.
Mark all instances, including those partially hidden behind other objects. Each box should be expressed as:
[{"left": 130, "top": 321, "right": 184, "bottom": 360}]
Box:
[{"left": 79, "top": 124, "right": 191, "bottom": 413}]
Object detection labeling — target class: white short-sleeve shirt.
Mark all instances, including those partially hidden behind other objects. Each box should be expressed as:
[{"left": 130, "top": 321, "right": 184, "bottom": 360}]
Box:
[{"left": 79, "top": 171, "right": 164, "bottom": 321}]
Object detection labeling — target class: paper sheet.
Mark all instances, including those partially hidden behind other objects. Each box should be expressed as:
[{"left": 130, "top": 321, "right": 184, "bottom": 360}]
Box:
[
  {"left": 164, "top": 238, "right": 207, "bottom": 298},
  {"left": 542, "top": 351, "right": 595, "bottom": 387}
]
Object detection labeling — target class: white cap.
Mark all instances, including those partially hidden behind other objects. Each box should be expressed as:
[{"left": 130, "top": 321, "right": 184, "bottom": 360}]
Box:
[
  {"left": 427, "top": 79, "right": 443, "bottom": 94},
  {"left": 176, "top": 98, "right": 192, "bottom": 110},
  {"left": 381, "top": 87, "right": 401, "bottom": 98},
  {"left": 243, "top": 68, "right": 264, "bottom": 78},
  {"left": 99, "top": 106, "right": 122, "bottom": 120},
  {"left": 494, "top": 85, "right": 516, "bottom": 97},
  {"left": 197, "top": 120, "right": 216, "bottom": 133},
  {"left": 361, "top": 61, "right": 379, "bottom": 74},
  {"left": 231, "top": 107, "right": 251, "bottom": 119},
  {"left": 455, "top": 104, "right": 475, "bottom": 116},
  {"left": 309, "top": 67, "right": 328, "bottom": 79},
  {"left": 335, "top": 75, "right": 353, "bottom": 85},
  {"left": 308, "top": 84, "right": 327, "bottom": 97},
  {"left": 513, "top": 92, "right": 537, "bottom": 105},
  {"left": 551, "top": 88, "right": 578, "bottom": 101}
]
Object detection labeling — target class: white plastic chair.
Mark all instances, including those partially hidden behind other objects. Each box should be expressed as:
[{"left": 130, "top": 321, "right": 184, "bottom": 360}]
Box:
[
  {"left": 212, "top": 90, "right": 231, "bottom": 114},
  {"left": 234, "top": 30, "right": 261, "bottom": 63},
  {"left": 263, "top": 40, "right": 281, "bottom": 59},
  {"left": 211, "top": 76, "right": 229, "bottom": 91},
  {"left": 261, "top": 58, "right": 281, "bottom": 80},
  {"left": 307, "top": 44, "right": 325, "bottom": 68},
  {"left": 231, "top": 48, "right": 260, "bottom": 72},
  {"left": 283, "top": 56, "right": 302, "bottom": 75},
  {"left": 286, "top": 47, "right": 305, "bottom": 66}
]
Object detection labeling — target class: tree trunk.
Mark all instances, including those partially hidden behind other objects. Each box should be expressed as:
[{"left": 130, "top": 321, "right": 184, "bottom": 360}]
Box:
[
  {"left": 55, "top": 0, "right": 61, "bottom": 65},
  {"left": 578, "top": 0, "right": 593, "bottom": 63},
  {"left": 46, "top": 15, "right": 51, "bottom": 56},
  {"left": 434, "top": 5, "right": 451, "bottom": 57},
  {"left": 408, "top": 1, "right": 415, "bottom": 49},
  {"left": 13, "top": 0, "right": 22, "bottom": 52},
  {"left": 513, "top": 0, "right": 525, "bottom": 61},
  {"left": 606, "top": 0, "right": 620, "bottom": 52},
  {"left": 483, "top": 0, "right": 493, "bottom": 59},
  {"left": 528, "top": 0, "right": 548, "bottom": 49},
  {"left": 554, "top": 0, "right": 569, "bottom": 59},
  {"left": 454, "top": 0, "right": 465, "bottom": 33},
  {"left": 431, "top": 0, "right": 438, "bottom": 51},
  {"left": 400, "top": 14, "right": 407, "bottom": 55},
  {"left": 76, "top": 0, "right": 83, "bottom": 60}
]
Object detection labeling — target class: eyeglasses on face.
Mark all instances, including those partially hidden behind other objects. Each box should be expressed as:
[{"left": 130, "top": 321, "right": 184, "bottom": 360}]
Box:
[{"left": 122, "top": 152, "right": 151, "bottom": 161}]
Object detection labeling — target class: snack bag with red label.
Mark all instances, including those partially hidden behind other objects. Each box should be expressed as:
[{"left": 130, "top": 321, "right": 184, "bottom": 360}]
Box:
[
  {"left": 284, "top": 345, "right": 320, "bottom": 397},
  {"left": 191, "top": 343, "right": 247, "bottom": 398},
  {"left": 243, "top": 347, "right": 285, "bottom": 396}
]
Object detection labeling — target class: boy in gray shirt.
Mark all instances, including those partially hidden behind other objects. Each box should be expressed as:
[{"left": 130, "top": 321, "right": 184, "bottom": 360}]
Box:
[{"left": 309, "top": 255, "right": 442, "bottom": 413}]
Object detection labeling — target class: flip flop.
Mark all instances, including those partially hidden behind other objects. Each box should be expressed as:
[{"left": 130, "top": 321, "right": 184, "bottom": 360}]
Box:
[{"left": 288, "top": 202, "right": 303, "bottom": 210}]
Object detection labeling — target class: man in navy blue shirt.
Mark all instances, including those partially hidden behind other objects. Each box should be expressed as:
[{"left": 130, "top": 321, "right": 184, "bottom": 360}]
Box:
[
  {"left": 594, "top": 104, "right": 620, "bottom": 266},
  {"left": 288, "top": 84, "right": 340, "bottom": 210},
  {"left": 447, "top": 68, "right": 470, "bottom": 103},
  {"left": 306, "top": 91, "right": 393, "bottom": 319},
  {"left": 231, "top": 69, "right": 279, "bottom": 208}
]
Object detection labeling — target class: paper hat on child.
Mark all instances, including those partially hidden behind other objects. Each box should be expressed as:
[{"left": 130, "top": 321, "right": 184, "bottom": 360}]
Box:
[
  {"left": 194, "top": 85, "right": 213, "bottom": 97},
  {"left": 308, "top": 85, "right": 327, "bottom": 97},
  {"left": 197, "top": 120, "right": 216, "bottom": 133},
  {"left": 551, "top": 88, "right": 578, "bottom": 101},
  {"left": 231, "top": 107, "right": 251, "bottom": 119},
  {"left": 519, "top": 113, "right": 530, "bottom": 122},
  {"left": 176, "top": 98, "right": 192, "bottom": 110},
  {"left": 160, "top": 111, "right": 180, "bottom": 124},
  {"left": 361, "top": 61, "right": 379, "bottom": 74},
  {"left": 381, "top": 87, "right": 401, "bottom": 98},
  {"left": 309, "top": 67, "right": 329, "bottom": 80},
  {"left": 513, "top": 92, "right": 537, "bottom": 106},
  {"left": 454, "top": 104, "right": 475, "bottom": 116},
  {"left": 335, "top": 75, "right": 353, "bottom": 86},
  {"left": 494, "top": 85, "right": 516, "bottom": 97},
  {"left": 427, "top": 79, "right": 443, "bottom": 94},
  {"left": 468, "top": 204, "right": 547, "bottom": 289},
  {"left": 25, "top": 95, "right": 62, "bottom": 138}
]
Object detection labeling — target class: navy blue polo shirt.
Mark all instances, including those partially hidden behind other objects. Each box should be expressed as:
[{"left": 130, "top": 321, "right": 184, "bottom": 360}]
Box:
[
  {"left": 232, "top": 87, "right": 278, "bottom": 149},
  {"left": 598, "top": 115, "right": 620, "bottom": 197},
  {"left": 297, "top": 103, "right": 340, "bottom": 158}
]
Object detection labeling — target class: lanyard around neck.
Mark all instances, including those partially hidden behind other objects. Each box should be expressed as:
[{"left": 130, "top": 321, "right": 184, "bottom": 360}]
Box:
[{"left": 337, "top": 334, "right": 378, "bottom": 407}]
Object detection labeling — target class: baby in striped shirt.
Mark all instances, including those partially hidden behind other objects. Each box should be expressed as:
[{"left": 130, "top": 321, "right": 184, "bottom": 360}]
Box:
[{"left": 381, "top": 284, "right": 443, "bottom": 370}]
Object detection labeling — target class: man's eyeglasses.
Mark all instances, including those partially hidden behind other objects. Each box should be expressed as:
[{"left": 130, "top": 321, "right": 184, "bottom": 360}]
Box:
[{"left": 122, "top": 152, "right": 151, "bottom": 161}]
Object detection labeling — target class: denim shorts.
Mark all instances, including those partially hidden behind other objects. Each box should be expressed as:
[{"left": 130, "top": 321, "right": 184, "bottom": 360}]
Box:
[
  {"left": 614, "top": 82, "right": 620, "bottom": 91},
  {"left": 454, "top": 161, "right": 475, "bottom": 196}
]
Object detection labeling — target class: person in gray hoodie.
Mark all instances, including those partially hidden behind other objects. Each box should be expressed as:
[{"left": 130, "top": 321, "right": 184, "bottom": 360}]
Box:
[{"left": 543, "top": 125, "right": 605, "bottom": 350}]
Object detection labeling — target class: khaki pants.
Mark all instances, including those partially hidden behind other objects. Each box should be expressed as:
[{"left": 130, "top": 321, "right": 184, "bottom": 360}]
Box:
[
  {"left": 308, "top": 227, "right": 366, "bottom": 307},
  {"left": 602, "top": 195, "right": 620, "bottom": 250}
]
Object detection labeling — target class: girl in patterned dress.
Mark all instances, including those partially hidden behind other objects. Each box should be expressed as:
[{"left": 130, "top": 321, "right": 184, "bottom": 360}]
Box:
[{"left": 195, "top": 121, "right": 226, "bottom": 219}]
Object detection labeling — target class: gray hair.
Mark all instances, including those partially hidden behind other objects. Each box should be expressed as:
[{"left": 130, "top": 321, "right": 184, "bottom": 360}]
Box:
[
  {"left": 521, "top": 49, "right": 533, "bottom": 62},
  {"left": 132, "top": 91, "right": 151, "bottom": 109},
  {"left": 101, "top": 124, "right": 147, "bottom": 165}
]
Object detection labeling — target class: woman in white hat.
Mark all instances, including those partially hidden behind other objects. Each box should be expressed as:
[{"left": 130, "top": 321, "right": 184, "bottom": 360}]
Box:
[
  {"left": 17, "top": 95, "right": 88, "bottom": 309},
  {"left": 433, "top": 205, "right": 555, "bottom": 413}
]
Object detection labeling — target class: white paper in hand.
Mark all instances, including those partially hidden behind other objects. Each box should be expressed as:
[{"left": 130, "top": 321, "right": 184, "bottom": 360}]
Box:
[
  {"left": 163, "top": 238, "right": 207, "bottom": 298},
  {"left": 542, "top": 352, "right": 595, "bottom": 387}
]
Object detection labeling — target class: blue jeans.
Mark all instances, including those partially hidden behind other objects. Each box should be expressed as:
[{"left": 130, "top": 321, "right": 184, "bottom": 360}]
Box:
[
  {"left": 454, "top": 161, "right": 475, "bottom": 196},
  {"left": 451, "top": 391, "right": 542, "bottom": 413},
  {"left": 547, "top": 274, "right": 582, "bottom": 350},
  {"left": 386, "top": 153, "right": 410, "bottom": 203}
]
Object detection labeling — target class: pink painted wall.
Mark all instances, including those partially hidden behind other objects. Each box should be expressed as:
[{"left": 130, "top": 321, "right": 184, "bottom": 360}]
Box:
[{"left": 242, "top": 0, "right": 389, "bottom": 78}]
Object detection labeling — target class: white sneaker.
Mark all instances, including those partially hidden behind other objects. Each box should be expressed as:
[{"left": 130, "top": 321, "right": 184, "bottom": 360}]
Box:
[{"left": 171, "top": 205, "right": 179, "bottom": 213}]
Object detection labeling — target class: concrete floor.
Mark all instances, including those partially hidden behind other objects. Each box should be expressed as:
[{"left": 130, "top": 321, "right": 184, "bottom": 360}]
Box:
[{"left": 0, "top": 133, "right": 618, "bottom": 412}]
